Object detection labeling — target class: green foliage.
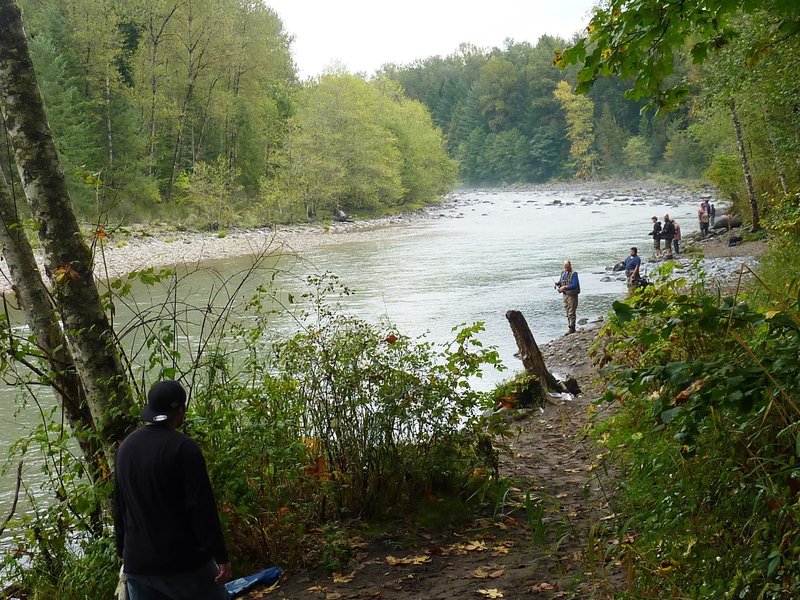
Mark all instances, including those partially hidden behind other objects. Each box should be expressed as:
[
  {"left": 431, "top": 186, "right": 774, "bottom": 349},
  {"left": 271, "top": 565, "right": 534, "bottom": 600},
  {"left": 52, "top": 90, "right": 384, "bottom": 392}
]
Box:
[
  {"left": 622, "top": 136, "right": 652, "bottom": 175},
  {"left": 556, "top": 0, "right": 800, "bottom": 110},
  {"left": 0, "top": 398, "right": 118, "bottom": 599},
  {"left": 15, "top": 0, "right": 295, "bottom": 225},
  {"left": 595, "top": 104, "right": 629, "bottom": 175},
  {"left": 588, "top": 248, "right": 800, "bottom": 598},
  {"left": 705, "top": 153, "right": 742, "bottom": 202},
  {"left": 264, "top": 74, "right": 455, "bottom": 222},
  {"left": 1, "top": 526, "right": 119, "bottom": 600},
  {"left": 269, "top": 274, "right": 501, "bottom": 517},
  {"left": 175, "top": 156, "right": 244, "bottom": 230},
  {"left": 28, "top": 33, "right": 102, "bottom": 212},
  {"left": 663, "top": 124, "right": 709, "bottom": 178},
  {"left": 553, "top": 81, "right": 598, "bottom": 179}
]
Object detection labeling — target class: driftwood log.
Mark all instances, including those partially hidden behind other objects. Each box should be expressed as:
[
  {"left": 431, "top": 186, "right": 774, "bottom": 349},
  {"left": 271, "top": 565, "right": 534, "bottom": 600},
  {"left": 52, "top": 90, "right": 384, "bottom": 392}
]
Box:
[{"left": 505, "top": 310, "right": 564, "bottom": 404}]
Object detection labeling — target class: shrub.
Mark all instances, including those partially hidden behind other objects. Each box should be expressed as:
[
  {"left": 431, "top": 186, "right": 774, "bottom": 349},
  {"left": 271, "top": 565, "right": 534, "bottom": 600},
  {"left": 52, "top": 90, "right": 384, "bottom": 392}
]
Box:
[{"left": 589, "top": 261, "right": 800, "bottom": 599}]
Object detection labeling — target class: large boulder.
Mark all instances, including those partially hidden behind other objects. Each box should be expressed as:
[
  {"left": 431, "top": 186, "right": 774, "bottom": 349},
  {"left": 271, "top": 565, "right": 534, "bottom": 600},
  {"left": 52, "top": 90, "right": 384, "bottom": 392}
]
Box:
[
  {"left": 712, "top": 214, "right": 743, "bottom": 229},
  {"left": 333, "top": 209, "right": 353, "bottom": 223}
]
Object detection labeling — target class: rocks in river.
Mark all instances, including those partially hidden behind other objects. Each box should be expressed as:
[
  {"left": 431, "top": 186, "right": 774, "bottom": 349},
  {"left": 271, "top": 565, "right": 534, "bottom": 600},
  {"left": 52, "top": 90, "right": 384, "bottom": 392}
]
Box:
[{"left": 712, "top": 214, "right": 743, "bottom": 229}]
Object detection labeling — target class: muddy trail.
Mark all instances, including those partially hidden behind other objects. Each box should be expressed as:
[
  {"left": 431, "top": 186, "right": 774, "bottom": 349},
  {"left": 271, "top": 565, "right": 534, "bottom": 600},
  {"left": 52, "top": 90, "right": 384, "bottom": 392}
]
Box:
[{"left": 242, "top": 325, "right": 622, "bottom": 600}]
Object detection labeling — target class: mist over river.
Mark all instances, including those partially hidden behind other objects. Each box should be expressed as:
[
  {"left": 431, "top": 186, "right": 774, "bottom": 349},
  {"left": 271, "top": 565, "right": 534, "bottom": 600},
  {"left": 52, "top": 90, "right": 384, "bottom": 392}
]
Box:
[{"left": 0, "top": 183, "right": 718, "bottom": 529}]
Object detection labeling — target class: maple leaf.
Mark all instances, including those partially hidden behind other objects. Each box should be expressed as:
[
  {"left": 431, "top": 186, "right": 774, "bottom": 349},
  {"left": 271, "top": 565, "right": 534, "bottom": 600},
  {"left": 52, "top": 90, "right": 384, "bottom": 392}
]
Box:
[
  {"left": 473, "top": 566, "right": 505, "bottom": 579},
  {"left": 446, "top": 543, "right": 468, "bottom": 556},
  {"left": 465, "top": 540, "right": 488, "bottom": 552},
  {"left": 472, "top": 566, "right": 491, "bottom": 579},
  {"left": 307, "top": 585, "right": 327, "bottom": 592},
  {"left": 54, "top": 265, "right": 80, "bottom": 286},
  {"left": 254, "top": 581, "right": 280, "bottom": 596},
  {"left": 332, "top": 571, "right": 355, "bottom": 583},
  {"left": 477, "top": 589, "right": 504, "bottom": 598}
]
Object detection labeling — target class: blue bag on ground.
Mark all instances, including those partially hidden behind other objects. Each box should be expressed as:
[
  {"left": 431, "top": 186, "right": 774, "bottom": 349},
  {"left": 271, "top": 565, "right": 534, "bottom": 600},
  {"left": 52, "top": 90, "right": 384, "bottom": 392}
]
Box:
[{"left": 225, "top": 566, "right": 281, "bottom": 598}]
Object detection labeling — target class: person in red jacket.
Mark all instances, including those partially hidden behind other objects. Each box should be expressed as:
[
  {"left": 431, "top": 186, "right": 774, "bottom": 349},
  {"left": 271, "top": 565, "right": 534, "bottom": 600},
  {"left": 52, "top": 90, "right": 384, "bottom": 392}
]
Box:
[{"left": 115, "top": 380, "right": 232, "bottom": 600}]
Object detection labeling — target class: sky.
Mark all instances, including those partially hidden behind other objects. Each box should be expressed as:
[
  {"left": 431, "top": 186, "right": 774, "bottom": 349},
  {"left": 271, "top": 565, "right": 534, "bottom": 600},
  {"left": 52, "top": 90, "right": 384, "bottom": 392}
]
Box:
[{"left": 266, "top": 0, "right": 598, "bottom": 79}]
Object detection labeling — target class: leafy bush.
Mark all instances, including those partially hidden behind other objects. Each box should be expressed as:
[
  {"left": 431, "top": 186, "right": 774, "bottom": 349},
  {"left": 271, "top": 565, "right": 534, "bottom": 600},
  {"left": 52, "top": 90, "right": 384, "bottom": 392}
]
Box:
[
  {"left": 181, "top": 273, "right": 503, "bottom": 567},
  {"left": 589, "top": 259, "right": 800, "bottom": 598}
]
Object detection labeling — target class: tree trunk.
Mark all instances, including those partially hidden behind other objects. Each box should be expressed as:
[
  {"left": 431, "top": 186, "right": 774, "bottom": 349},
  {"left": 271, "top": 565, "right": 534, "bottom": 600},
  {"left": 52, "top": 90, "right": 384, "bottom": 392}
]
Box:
[
  {"left": 505, "top": 310, "right": 562, "bottom": 402},
  {"left": 761, "top": 103, "right": 788, "bottom": 197},
  {"left": 0, "top": 170, "right": 107, "bottom": 479},
  {"left": 0, "top": 0, "right": 136, "bottom": 460},
  {"left": 730, "top": 98, "right": 760, "bottom": 232},
  {"left": 145, "top": 4, "right": 180, "bottom": 177}
]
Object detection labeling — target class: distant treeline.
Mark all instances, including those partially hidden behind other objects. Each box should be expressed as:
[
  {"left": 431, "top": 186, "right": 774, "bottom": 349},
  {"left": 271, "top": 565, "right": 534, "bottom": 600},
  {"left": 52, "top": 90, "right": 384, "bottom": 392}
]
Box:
[
  {"left": 382, "top": 30, "right": 798, "bottom": 202},
  {"left": 5, "top": 1, "right": 798, "bottom": 228}
]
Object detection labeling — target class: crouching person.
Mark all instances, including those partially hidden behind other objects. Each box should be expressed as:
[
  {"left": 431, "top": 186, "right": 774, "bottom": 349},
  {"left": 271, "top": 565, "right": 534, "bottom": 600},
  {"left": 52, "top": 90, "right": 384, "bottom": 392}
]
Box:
[{"left": 624, "top": 247, "right": 642, "bottom": 291}]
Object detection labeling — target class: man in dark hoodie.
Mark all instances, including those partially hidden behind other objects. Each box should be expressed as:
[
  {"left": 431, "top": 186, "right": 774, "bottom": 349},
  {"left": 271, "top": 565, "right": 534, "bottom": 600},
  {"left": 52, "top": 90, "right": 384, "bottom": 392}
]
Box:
[
  {"left": 661, "top": 214, "right": 675, "bottom": 259},
  {"left": 649, "top": 216, "right": 663, "bottom": 258},
  {"left": 115, "top": 380, "right": 232, "bottom": 600}
]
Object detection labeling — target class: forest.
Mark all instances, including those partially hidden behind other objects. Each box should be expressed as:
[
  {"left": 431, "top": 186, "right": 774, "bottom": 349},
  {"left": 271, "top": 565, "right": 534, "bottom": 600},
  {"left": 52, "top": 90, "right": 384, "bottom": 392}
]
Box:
[
  {"left": 1, "top": 0, "right": 800, "bottom": 598},
  {"left": 5, "top": 0, "right": 797, "bottom": 231}
]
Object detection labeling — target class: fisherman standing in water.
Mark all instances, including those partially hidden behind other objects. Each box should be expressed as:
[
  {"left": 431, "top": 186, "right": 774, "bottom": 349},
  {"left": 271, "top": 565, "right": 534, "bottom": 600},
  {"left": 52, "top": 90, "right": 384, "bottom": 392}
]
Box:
[{"left": 556, "top": 260, "right": 580, "bottom": 335}]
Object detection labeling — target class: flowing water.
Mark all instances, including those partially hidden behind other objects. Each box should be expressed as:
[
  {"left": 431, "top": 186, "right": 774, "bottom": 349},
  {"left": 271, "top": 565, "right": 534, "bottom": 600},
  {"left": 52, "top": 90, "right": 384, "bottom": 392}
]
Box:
[{"left": 0, "top": 184, "right": 706, "bottom": 541}]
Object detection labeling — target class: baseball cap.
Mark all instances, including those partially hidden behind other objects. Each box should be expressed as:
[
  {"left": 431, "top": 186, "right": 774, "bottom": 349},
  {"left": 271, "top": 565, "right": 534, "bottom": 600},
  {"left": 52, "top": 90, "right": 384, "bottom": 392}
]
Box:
[{"left": 140, "top": 380, "right": 186, "bottom": 423}]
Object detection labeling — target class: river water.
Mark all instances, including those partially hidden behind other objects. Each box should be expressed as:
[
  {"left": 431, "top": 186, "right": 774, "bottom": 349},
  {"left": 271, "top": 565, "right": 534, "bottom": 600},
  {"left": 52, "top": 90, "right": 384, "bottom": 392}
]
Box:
[{"left": 0, "top": 184, "right": 706, "bottom": 539}]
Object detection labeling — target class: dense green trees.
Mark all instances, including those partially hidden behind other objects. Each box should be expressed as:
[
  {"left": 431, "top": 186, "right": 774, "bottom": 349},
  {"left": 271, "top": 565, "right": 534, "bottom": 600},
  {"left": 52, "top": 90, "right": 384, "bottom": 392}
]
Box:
[
  {"left": 263, "top": 74, "right": 455, "bottom": 222},
  {"left": 382, "top": 36, "right": 698, "bottom": 185},
  {"left": 5, "top": 0, "right": 455, "bottom": 227}
]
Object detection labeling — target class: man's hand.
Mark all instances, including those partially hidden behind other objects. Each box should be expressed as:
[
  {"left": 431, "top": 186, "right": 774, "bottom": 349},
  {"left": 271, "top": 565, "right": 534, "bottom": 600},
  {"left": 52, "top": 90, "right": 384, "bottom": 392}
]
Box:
[{"left": 215, "top": 562, "right": 233, "bottom": 584}]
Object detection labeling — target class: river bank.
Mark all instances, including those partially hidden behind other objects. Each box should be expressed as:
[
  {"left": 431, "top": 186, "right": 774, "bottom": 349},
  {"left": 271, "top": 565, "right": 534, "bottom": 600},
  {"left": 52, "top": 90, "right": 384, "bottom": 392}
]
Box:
[{"left": 0, "top": 180, "right": 737, "bottom": 295}]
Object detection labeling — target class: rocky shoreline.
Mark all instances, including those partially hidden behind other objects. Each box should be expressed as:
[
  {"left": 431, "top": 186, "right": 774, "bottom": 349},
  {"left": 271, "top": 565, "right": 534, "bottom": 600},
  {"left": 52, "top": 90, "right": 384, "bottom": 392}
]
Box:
[{"left": 0, "top": 213, "right": 420, "bottom": 294}]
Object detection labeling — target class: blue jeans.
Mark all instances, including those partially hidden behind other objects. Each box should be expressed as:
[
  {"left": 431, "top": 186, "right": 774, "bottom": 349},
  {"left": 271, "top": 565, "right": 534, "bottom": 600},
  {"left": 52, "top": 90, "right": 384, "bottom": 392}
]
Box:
[{"left": 126, "top": 560, "right": 229, "bottom": 600}]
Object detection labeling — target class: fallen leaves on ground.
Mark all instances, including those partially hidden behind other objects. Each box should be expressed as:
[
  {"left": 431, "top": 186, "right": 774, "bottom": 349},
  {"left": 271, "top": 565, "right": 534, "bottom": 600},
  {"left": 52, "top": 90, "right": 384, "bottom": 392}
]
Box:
[
  {"left": 385, "top": 554, "right": 431, "bottom": 566},
  {"left": 530, "top": 582, "right": 557, "bottom": 591},
  {"left": 477, "top": 589, "right": 504, "bottom": 598},
  {"left": 464, "top": 540, "right": 488, "bottom": 552},
  {"left": 472, "top": 565, "right": 505, "bottom": 579},
  {"left": 332, "top": 571, "right": 355, "bottom": 583}
]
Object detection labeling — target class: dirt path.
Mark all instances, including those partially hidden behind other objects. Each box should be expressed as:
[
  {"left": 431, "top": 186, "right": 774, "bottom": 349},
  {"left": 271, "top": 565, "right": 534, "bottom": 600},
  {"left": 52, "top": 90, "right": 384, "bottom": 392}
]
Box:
[{"left": 246, "top": 326, "right": 621, "bottom": 600}]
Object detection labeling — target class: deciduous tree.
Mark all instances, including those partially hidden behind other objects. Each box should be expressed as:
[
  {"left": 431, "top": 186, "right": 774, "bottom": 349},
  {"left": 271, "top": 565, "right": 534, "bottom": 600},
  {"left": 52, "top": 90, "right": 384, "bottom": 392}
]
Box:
[{"left": 0, "top": 0, "right": 136, "bottom": 463}]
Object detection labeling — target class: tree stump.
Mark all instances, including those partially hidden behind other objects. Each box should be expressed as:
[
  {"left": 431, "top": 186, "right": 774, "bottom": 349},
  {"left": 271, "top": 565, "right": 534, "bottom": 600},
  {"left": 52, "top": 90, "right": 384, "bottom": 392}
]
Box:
[{"left": 505, "top": 310, "right": 563, "bottom": 403}]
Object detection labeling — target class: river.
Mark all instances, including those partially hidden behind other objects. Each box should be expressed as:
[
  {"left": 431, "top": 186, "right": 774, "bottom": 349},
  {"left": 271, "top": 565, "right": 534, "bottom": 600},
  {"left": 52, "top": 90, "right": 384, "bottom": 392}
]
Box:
[{"left": 0, "top": 183, "right": 706, "bottom": 540}]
